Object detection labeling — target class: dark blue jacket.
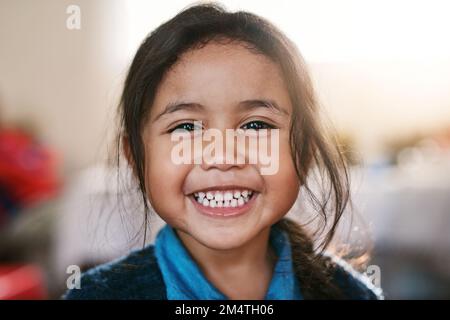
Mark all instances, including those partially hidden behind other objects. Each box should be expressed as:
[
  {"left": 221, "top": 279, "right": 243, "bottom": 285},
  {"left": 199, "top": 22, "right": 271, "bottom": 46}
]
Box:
[{"left": 63, "top": 245, "right": 382, "bottom": 300}]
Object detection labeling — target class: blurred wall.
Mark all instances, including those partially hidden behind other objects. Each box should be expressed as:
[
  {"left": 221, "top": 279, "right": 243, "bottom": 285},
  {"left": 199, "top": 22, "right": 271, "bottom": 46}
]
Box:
[
  {"left": 0, "top": 0, "right": 128, "bottom": 174},
  {"left": 1, "top": 0, "right": 450, "bottom": 174},
  {"left": 310, "top": 61, "right": 450, "bottom": 158}
]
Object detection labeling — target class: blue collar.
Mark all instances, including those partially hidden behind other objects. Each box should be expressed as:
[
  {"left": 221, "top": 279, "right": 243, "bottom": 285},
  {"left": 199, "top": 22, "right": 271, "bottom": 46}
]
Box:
[{"left": 154, "top": 224, "right": 303, "bottom": 300}]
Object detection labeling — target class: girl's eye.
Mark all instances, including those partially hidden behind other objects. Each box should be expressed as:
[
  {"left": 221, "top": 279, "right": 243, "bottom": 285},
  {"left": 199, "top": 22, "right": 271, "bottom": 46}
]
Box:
[
  {"left": 168, "top": 122, "right": 202, "bottom": 133},
  {"left": 241, "top": 121, "right": 275, "bottom": 131}
]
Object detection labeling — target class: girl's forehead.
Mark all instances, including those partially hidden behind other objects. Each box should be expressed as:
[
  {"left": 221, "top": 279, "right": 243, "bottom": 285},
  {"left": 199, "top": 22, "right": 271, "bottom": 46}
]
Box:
[{"left": 154, "top": 42, "right": 290, "bottom": 112}]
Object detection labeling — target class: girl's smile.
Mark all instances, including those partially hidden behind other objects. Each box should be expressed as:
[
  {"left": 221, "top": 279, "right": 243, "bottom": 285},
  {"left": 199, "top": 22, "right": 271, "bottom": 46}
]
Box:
[
  {"left": 183, "top": 166, "right": 265, "bottom": 219},
  {"left": 190, "top": 187, "right": 258, "bottom": 218}
]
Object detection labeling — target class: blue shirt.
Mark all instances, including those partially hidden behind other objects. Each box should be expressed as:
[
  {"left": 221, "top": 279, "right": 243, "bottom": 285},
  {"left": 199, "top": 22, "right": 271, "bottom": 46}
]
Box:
[{"left": 154, "top": 224, "right": 303, "bottom": 300}]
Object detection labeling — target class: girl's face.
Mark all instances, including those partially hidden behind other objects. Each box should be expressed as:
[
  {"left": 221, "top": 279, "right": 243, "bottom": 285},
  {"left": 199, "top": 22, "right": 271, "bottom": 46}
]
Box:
[{"left": 142, "top": 42, "right": 300, "bottom": 250}]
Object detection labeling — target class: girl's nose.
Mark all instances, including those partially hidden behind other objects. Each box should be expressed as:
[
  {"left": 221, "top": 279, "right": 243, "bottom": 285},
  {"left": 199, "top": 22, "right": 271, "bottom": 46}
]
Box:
[
  {"left": 197, "top": 129, "right": 248, "bottom": 172},
  {"left": 199, "top": 153, "right": 246, "bottom": 172}
]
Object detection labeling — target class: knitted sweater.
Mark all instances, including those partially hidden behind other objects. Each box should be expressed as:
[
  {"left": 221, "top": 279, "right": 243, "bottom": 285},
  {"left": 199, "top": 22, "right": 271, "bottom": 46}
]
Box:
[{"left": 63, "top": 245, "right": 383, "bottom": 300}]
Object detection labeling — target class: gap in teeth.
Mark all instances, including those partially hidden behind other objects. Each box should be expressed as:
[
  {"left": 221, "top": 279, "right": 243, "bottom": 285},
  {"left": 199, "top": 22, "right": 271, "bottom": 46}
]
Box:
[{"left": 194, "top": 190, "right": 253, "bottom": 208}]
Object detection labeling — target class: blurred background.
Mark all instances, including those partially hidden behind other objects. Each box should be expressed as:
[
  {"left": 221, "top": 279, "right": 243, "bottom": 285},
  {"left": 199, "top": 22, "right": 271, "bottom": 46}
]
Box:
[{"left": 0, "top": 0, "right": 449, "bottom": 299}]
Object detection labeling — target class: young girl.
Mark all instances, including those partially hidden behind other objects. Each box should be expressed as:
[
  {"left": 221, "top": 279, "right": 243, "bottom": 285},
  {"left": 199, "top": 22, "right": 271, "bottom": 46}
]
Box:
[{"left": 64, "top": 3, "right": 382, "bottom": 300}]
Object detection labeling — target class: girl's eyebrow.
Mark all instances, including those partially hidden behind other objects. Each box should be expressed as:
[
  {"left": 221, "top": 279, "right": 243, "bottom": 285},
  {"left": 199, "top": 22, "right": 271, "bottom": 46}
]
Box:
[
  {"left": 239, "top": 99, "right": 289, "bottom": 116},
  {"left": 152, "top": 101, "right": 204, "bottom": 123},
  {"left": 152, "top": 98, "right": 289, "bottom": 123}
]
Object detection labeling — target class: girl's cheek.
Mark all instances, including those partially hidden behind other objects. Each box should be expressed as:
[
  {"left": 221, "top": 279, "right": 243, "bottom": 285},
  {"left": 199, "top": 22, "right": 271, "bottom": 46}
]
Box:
[
  {"left": 144, "top": 137, "right": 191, "bottom": 211},
  {"left": 266, "top": 135, "right": 300, "bottom": 211}
]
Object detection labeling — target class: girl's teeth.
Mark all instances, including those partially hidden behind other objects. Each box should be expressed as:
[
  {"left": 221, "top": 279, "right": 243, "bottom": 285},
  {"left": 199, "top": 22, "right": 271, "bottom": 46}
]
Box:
[
  {"left": 224, "top": 192, "right": 233, "bottom": 201},
  {"left": 214, "top": 192, "right": 223, "bottom": 201},
  {"left": 194, "top": 190, "right": 254, "bottom": 208}
]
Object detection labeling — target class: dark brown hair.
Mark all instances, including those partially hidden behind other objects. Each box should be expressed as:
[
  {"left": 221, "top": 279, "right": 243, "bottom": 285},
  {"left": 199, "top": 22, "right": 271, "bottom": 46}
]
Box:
[{"left": 118, "top": 3, "right": 352, "bottom": 299}]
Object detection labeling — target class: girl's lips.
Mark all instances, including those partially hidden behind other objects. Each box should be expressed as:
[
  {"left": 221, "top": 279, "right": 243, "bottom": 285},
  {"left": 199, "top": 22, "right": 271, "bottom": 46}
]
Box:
[{"left": 189, "top": 192, "right": 258, "bottom": 218}]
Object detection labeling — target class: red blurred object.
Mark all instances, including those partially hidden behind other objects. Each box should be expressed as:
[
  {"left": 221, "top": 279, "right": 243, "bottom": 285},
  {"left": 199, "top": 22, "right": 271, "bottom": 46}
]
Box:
[
  {"left": 0, "top": 264, "right": 48, "bottom": 299},
  {"left": 0, "top": 128, "right": 60, "bottom": 208}
]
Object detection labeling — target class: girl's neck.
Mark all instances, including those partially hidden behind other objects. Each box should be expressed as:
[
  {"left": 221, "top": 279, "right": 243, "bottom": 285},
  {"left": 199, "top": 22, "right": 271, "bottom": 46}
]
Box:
[{"left": 176, "top": 227, "right": 277, "bottom": 299}]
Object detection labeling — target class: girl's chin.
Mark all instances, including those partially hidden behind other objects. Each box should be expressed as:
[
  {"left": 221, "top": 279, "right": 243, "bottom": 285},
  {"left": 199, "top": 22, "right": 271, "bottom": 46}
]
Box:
[
  {"left": 181, "top": 219, "right": 268, "bottom": 251},
  {"left": 187, "top": 229, "right": 255, "bottom": 250}
]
